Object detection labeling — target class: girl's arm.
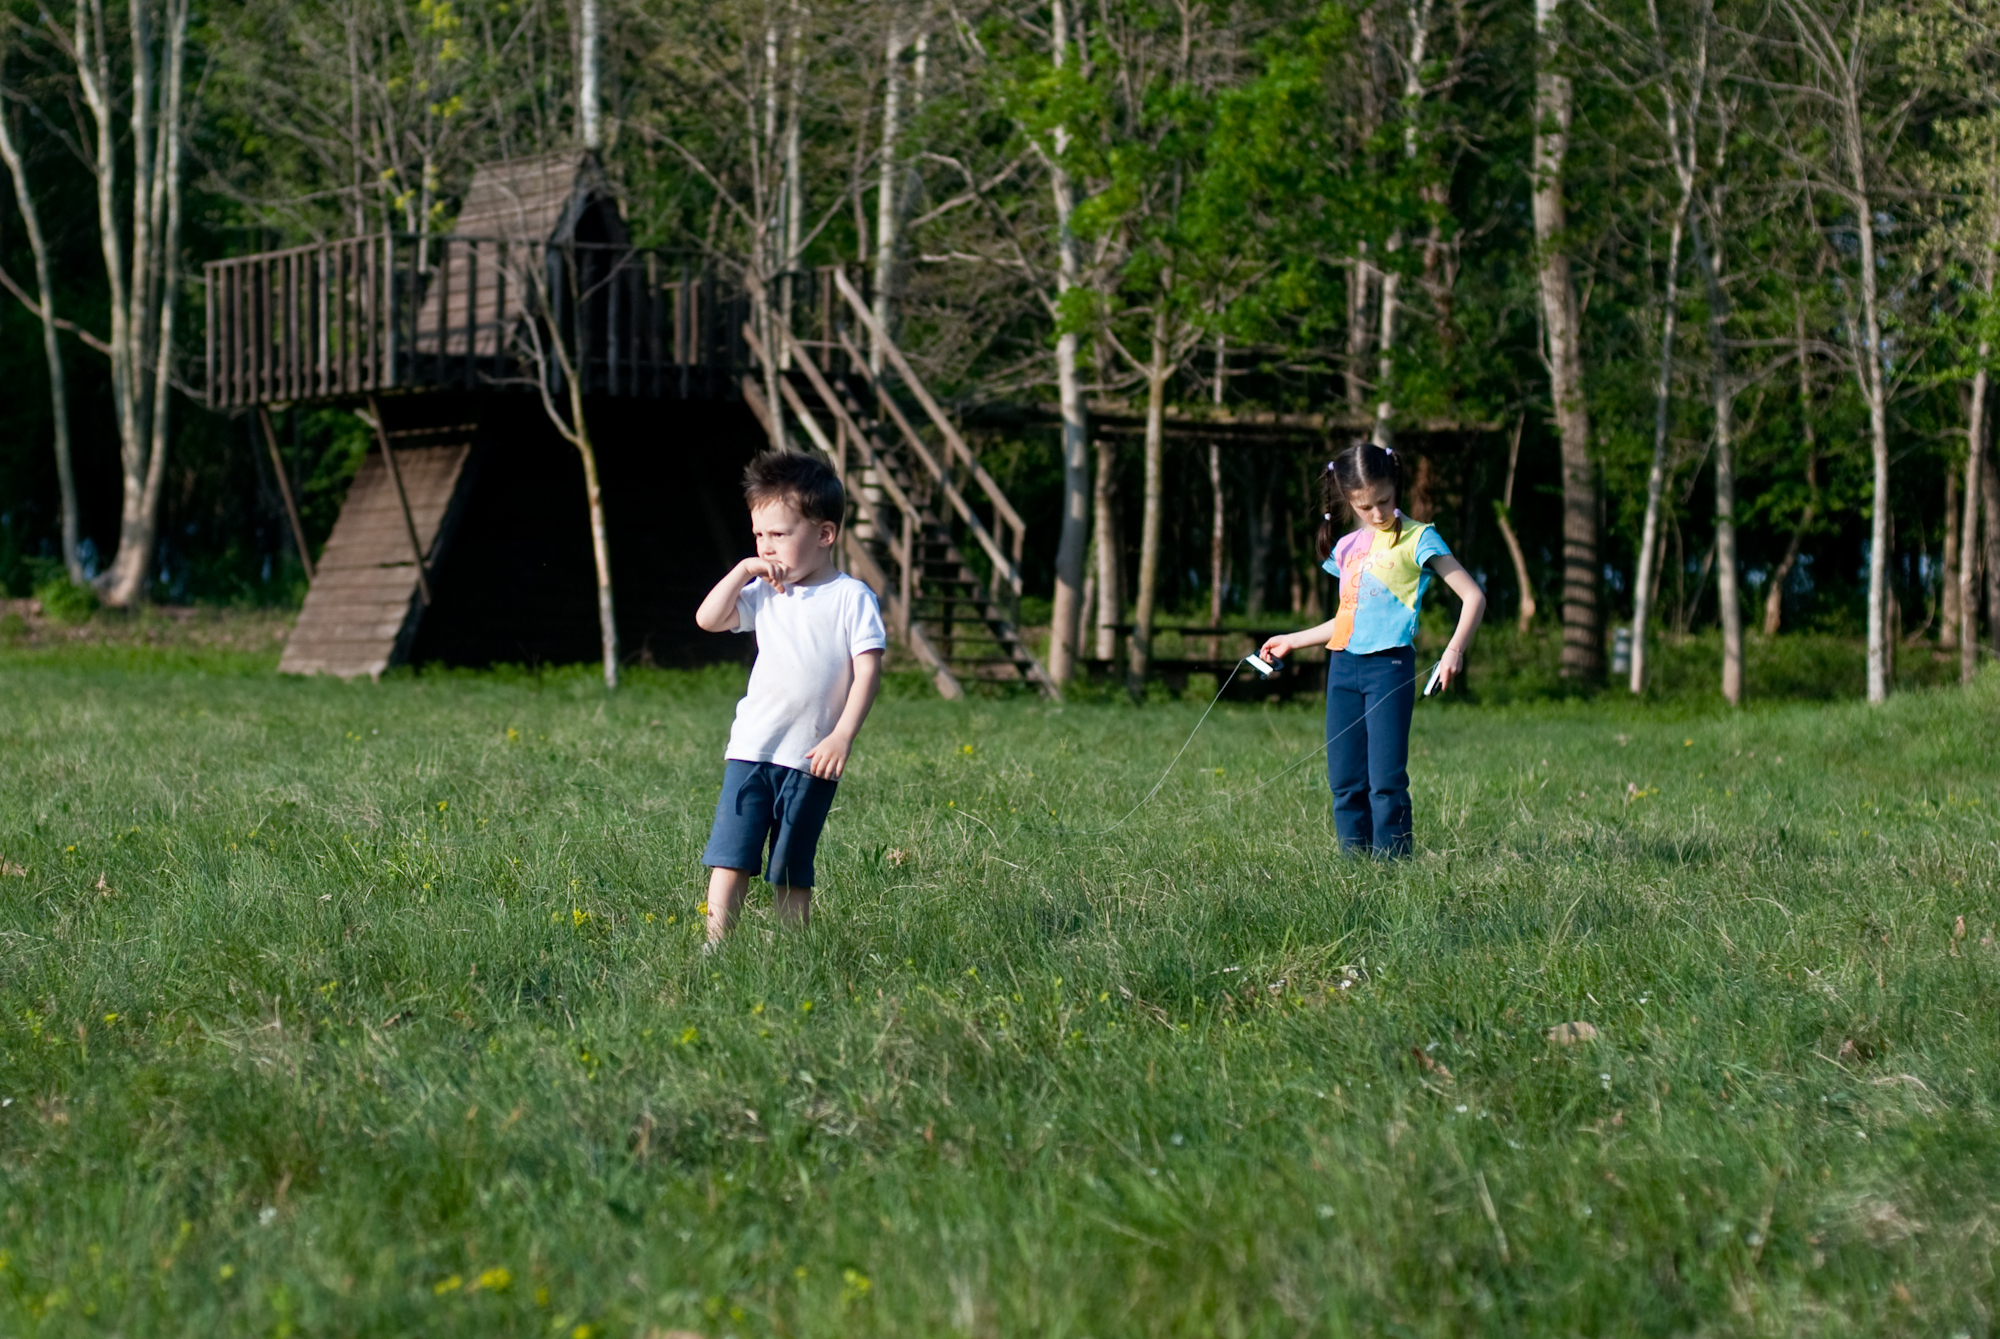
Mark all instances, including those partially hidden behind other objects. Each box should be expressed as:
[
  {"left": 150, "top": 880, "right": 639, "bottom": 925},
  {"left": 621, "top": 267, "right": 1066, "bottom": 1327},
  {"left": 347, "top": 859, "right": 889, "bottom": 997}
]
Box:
[
  {"left": 1428, "top": 555, "right": 1487, "bottom": 690},
  {"left": 1258, "top": 618, "right": 1342, "bottom": 663}
]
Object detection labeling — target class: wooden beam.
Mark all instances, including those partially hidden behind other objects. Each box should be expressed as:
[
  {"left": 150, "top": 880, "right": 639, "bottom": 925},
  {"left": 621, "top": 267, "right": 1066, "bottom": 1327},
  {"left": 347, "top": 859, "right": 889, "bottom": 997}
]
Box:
[
  {"left": 258, "top": 406, "right": 315, "bottom": 583},
  {"left": 364, "top": 394, "right": 432, "bottom": 606}
]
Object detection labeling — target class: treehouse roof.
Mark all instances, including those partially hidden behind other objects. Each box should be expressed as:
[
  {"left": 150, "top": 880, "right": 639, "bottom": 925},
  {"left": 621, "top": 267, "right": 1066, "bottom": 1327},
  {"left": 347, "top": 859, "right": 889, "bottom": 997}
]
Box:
[{"left": 450, "top": 151, "right": 625, "bottom": 244}]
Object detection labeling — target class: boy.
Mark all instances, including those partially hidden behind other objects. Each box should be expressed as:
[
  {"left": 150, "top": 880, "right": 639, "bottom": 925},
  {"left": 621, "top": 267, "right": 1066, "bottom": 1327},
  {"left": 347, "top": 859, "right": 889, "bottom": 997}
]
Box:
[{"left": 693, "top": 451, "right": 886, "bottom": 943}]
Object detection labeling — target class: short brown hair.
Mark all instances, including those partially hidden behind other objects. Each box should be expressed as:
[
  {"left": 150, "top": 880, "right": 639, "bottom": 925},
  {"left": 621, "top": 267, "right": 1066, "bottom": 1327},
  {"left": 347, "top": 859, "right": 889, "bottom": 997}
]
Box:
[{"left": 743, "top": 450, "right": 844, "bottom": 527}]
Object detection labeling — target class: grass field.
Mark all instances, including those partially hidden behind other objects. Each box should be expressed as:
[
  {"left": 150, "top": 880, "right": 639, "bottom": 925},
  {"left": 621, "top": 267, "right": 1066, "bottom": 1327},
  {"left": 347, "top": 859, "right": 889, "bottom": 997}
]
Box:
[{"left": 2, "top": 633, "right": 1998, "bottom": 1336}]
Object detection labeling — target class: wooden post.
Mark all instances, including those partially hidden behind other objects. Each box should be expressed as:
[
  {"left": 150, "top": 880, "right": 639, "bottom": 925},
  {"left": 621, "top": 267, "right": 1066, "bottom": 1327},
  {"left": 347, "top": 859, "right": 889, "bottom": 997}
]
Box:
[
  {"left": 258, "top": 406, "right": 315, "bottom": 583},
  {"left": 463, "top": 241, "right": 479, "bottom": 388},
  {"left": 367, "top": 394, "right": 431, "bottom": 605},
  {"left": 900, "top": 509, "right": 914, "bottom": 643}
]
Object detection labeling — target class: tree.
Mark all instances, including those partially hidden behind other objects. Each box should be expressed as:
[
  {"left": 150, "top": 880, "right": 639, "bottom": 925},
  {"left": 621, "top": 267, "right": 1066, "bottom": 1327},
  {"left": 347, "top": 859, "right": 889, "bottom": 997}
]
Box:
[
  {"left": 1535, "top": 0, "right": 1602, "bottom": 678},
  {"left": 0, "top": 42, "right": 82, "bottom": 583},
  {"left": 1765, "top": 0, "right": 1908, "bottom": 702}
]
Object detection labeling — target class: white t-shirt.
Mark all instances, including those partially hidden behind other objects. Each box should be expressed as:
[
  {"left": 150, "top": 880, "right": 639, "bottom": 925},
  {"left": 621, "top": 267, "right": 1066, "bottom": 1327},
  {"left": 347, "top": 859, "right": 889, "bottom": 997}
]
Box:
[{"left": 725, "top": 572, "right": 888, "bottom": 772}]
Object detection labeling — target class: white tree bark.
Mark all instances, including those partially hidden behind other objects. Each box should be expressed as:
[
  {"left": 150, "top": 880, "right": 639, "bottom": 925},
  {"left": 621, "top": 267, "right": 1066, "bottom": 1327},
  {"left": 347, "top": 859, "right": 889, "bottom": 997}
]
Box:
[
  {"left": 579, "top": 0, "right": 601, "bottom": 150},
  {"left": 1964, "top": 356, "right": 1989, "bottom": 684},
  {"left": 1628, "top": 0, "right": 1705, "bottom": 694},
  {"left": 1630, "top": 202, "right": 1684, "bottom": 693},
  {"left": 67, "top": 0, "right": 191, "bottom": 608},
  {"left": 1372, "top": 0, "right": 1433, "bottom": 450},
  {"left": 0, "top": 84, "right": 83, "bottom": 583},
  {"left": 1127, "top": 299, "right": 1169, "bottom": 690},
  {"left": 1045, "top": 0, "right": 1090, "bottom": 687},
  {"left": 1692, "top": 204, "right": 1743, "bottom": 705},
  {"left": 1093, "top": 437, "right": 1119, "bottom": 660},
  {"left": 872, "top": 14, "right": 907, "bottom": 369},
  {"left": 1776, "top": 0, "right": 1893, "bottom": 700},
  {"left": 1959, "top": 190, "right": 1998, "bottom": 684}
]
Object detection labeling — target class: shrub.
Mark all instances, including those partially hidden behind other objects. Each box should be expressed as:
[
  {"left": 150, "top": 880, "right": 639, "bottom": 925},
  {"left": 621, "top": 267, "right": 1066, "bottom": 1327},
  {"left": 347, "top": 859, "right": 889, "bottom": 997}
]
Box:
[{"left": 27, "top": 557, "right": 98, "bottom": 624}]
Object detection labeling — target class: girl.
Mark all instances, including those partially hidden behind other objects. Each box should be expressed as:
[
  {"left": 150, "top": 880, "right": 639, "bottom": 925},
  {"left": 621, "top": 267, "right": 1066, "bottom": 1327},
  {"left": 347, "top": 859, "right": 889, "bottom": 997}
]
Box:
[{"left": 1259, "top": 442, "right": 1486, "bottom": 856}]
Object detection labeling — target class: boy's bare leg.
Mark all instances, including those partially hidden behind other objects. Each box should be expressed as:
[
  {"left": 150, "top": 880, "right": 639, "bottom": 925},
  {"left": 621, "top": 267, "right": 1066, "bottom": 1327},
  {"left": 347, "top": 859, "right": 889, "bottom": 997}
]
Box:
[
  {"left": 705, "top": 866, "right": 752, "bottom": 942},
  {"left": 773, "top": 884, "right": 813, "bottom": 930}
]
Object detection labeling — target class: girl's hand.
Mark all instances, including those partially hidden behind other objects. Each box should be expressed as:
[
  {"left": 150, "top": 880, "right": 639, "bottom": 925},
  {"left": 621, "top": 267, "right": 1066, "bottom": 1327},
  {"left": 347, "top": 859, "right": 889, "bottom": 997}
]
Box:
[
  {"left": 1434, "top": 644, "right": 1466, "bottom": 692},
  {"left": 1258, "top": 634, "right": 1298, "bottom": 664}
]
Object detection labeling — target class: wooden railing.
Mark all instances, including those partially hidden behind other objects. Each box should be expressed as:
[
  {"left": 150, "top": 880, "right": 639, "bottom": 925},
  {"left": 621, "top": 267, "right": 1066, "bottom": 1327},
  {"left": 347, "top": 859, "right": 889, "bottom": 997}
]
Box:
[
  {"left": 764, "top": 266, "right": 1027, "bottom": 604},
  {"left": 205, "top": 236, "right": 749, "bottom": 409}
]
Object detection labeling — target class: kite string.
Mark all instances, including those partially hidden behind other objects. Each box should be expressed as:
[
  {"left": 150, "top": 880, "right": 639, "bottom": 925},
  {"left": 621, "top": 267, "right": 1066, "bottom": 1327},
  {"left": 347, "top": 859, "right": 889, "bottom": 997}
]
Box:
[
  {"left": 1053, "top": 656, "right": 1443, "bottom": 836},
  {"left": 1082, "top": 660, "right": 1246, "bottom": 834}
]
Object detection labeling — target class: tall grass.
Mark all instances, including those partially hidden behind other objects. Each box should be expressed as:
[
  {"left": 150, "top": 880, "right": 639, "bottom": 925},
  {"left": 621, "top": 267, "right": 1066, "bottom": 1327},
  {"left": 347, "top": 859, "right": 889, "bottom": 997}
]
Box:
[{"left": 1, "top": 645, "right": 1996, "bottom": 1335}]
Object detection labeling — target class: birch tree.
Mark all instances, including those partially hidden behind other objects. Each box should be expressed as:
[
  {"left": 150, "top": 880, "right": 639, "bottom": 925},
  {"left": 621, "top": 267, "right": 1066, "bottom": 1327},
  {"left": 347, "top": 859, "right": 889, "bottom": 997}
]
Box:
[
  {"left": 1037, "top": 0, "right": 1091, "bottom": 686},
  {"left": 0, "top": 52, "right": 82, "bottom": 583},
  {"left": 35, "top": 0, "right": 194, "bottom": 607},
  {"left": 1765, "top": 0, "right": 1907, "bottom": 702}
]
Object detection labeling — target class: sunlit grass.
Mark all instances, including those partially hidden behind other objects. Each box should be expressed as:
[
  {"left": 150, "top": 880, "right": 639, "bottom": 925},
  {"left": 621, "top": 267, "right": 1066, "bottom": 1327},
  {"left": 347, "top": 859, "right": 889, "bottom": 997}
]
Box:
[{"left": 1, "top": 645, "right": 1996, "bottom": 1335}]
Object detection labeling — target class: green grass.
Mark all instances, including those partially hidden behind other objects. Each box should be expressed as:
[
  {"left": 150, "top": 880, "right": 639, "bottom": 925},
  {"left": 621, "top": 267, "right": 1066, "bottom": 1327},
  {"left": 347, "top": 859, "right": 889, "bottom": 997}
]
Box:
[{"left": 2, "top": 640, "right": 1998, "bottom": 1336}]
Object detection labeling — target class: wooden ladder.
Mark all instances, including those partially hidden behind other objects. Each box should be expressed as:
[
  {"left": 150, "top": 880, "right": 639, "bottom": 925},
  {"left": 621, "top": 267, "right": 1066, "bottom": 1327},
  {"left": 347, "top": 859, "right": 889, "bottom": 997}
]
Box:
[{"left": 745, "top": 268, "right": 1056, "bottom": 700}]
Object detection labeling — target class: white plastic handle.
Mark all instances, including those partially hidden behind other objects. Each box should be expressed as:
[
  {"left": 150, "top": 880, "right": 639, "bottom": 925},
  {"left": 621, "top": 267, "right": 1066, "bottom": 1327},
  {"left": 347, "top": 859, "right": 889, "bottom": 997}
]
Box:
[{"left": 1243, "top": 654, "right": 1279, "bottom": 678}]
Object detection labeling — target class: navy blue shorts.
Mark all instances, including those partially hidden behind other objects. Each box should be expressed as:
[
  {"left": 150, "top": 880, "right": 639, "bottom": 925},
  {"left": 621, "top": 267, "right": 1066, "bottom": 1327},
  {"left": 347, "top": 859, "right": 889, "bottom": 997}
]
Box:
[{"left": 701, "top": 759, "right": 839, "bottom": 887}]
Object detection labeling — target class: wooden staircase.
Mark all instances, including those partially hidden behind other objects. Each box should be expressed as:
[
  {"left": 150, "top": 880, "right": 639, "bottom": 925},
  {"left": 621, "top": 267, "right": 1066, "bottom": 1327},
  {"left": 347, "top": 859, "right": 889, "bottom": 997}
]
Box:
[
  {"left": 277, "top": 398, "right": 475, "bottom": 678},
  {"left": 745, "top": 269, "right": 1055, "bottom": 700}
]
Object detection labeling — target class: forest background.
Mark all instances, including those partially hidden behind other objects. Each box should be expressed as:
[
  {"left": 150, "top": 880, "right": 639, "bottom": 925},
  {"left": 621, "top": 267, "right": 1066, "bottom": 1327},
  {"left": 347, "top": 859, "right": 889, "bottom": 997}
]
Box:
[{"left": 5, "top": 0, "right": 2000, "bottom": 701}]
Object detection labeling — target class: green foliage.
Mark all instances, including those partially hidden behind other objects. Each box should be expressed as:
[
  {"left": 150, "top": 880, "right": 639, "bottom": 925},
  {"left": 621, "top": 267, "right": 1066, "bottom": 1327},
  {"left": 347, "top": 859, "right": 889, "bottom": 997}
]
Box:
[
  {"left": 2, "top": 652, "right": 1998, "bottom": 1333},
  {"left": 25, "top": 558, "right": 96, "bottom": 624}
]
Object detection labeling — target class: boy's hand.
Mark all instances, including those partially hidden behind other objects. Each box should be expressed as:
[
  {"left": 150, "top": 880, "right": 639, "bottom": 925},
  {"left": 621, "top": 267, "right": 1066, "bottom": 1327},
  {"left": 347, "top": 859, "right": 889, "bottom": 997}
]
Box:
[
  {"left": 805, "top": 731, "right": 854, "bottom": 780},
  {"left": 741, "top": 556, "right": 792, "bottom": 593}
]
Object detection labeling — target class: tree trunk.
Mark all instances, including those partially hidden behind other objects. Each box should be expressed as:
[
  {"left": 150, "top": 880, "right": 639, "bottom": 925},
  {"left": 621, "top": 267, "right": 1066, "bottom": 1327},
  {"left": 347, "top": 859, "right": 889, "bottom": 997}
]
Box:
[
  {"left": 1763, "top": 451, "right": 1817, "bottom": 638},
  {"left": 579, "top": 436, "right": 619, "bottom": 690},
  {"left": 1964, "top": 360, "right": 1988, "bottom": 683},
  {"left": 1834, "top": 88, "right": 1891, "bottom": 701},
  {"left": 1347, "top": 250, "right": 1372, "bottom": 417},
  {"left": 1494, "top": 415, "right": 1537, "bottom": 634},
  {"left": 1943, "top": 463, "right": 1961, "bottom": 648},
  {"left": 1045, "top": 0, "right": 1089, "bottom": 686},
  {"left": 88, "top": 0, "right": 189, "bottom": 608},
  {"left": 1765, "top": 310, "right": 1818, "bottom": 637},
  {"left": 872, "top": 14, "right": 906, "bottom": 367},
  {"left": 579, "top": 0, "right": 601, "bottom": 150},
  {"left": 1533, "top": 0, "right": 1600, "bottom": 678},
  {"left": 1094, "top": 436, "right": 1120, "bottom": 659},
  {"left": 1208, "top": 443, "right": 1225, "bottom": 653},
  {"left": 1693, "top": 211, "right": 1742, "bottom": 705},
  {"left": 1630, "top": 203, "right": 1686, "bottom": 692},
  {"left": 1127, "top": 304, "right": 1168, "bottom": 692},
  {"left": 1983, "top": 449, "right": 2000, "bottom": 656},
  {"left": 0, "top": 95, "right": 83, "bottom": 583},
  {"left": 1372, "top": 0, "right": 1433, "bottom": 450}
]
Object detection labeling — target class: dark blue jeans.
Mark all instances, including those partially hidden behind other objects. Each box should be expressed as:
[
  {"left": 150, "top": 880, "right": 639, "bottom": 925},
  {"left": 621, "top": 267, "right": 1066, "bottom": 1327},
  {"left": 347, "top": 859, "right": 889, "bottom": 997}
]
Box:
[{"left": 1326, "top": 645, "right": 1416, "bottom": 856}]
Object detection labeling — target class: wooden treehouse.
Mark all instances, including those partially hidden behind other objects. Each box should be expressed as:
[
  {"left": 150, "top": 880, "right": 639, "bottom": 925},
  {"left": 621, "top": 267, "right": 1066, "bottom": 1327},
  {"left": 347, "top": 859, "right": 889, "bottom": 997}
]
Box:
[{"left": 206, "top": 151, "right": 1047, "bottom": 696}]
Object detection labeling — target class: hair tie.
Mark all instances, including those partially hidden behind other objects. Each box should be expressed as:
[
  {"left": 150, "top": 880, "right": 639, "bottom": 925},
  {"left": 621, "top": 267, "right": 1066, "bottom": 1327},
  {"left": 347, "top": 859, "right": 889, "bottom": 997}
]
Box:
[
  {"left": 1381, "top": 445, "right": 1395, "bottom": 456},
  {"left": 1323, "top": 512, "right": 1331, "bottom": 520}
]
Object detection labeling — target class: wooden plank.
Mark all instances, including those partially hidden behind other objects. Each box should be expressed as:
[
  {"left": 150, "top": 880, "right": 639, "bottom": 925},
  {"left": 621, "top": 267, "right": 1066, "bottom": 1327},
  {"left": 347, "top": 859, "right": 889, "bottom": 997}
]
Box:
[{"left": 204, "top": 265, "right": 216, "bottom": 407}]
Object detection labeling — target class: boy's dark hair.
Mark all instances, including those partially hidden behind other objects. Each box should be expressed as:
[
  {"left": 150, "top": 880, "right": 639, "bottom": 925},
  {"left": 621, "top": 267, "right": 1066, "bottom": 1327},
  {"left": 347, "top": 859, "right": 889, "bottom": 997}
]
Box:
[
  {"left": 743, "top": 450, "right": 845, "bottom": 527},
  {"left": 1316, "top": 438, "right": 1403, "bottom": 561}
]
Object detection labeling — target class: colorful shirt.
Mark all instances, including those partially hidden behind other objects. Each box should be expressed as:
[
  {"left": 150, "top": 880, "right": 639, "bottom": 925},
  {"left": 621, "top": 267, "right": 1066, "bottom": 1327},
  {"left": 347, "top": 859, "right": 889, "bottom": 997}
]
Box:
[{"left": 1321, "top": 514, "right": 1452, "bottom": 654}]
